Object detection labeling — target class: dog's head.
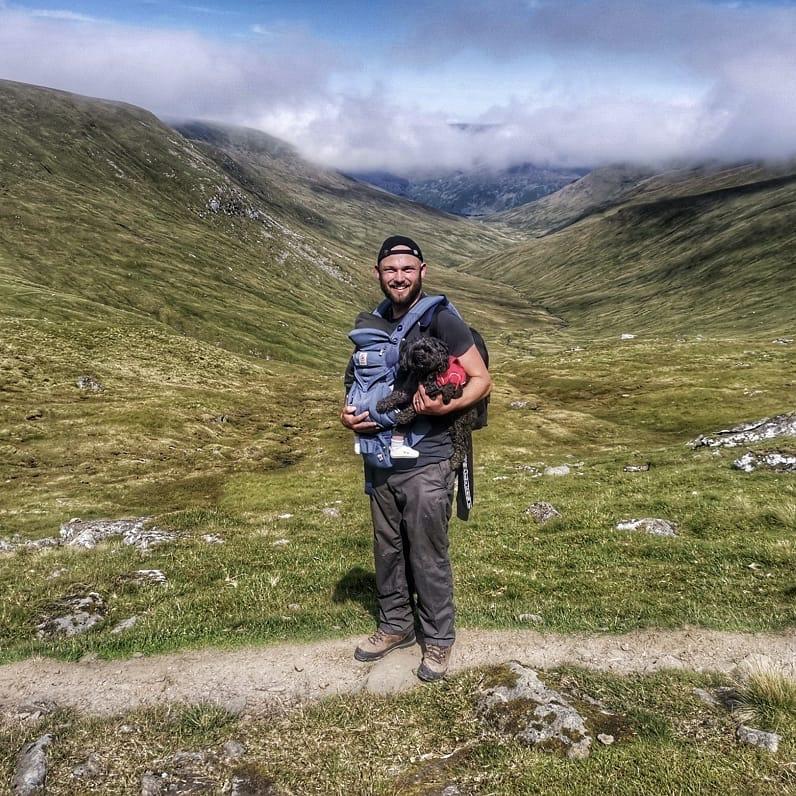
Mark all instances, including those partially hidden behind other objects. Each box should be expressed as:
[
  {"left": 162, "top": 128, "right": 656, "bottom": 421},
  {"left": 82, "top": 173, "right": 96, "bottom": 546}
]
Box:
[{"left": 400, "top": 336, "right": 449, "bottom": 378}]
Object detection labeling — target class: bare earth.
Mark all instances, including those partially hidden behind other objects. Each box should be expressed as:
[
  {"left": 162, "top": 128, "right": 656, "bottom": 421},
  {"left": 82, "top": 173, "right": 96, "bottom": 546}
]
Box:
[{"left": 2, "top": 628, "right": 794, "bottom": 718}]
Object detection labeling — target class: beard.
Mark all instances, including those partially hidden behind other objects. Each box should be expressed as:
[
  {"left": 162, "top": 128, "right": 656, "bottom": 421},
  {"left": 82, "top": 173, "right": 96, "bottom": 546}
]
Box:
[{"left": 379, "top": 277, "right": 423, "bottom": 310}]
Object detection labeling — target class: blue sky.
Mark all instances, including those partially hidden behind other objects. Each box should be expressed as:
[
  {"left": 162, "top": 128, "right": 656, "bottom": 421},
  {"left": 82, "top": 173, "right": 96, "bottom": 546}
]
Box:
[{"left": 2, "top": 1, "right": 796, "bottom": 171}]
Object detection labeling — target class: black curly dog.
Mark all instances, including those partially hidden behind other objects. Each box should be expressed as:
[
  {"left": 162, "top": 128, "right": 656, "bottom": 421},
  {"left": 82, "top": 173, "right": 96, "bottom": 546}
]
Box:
[{"left": 376, "top": 336, "right": 476, "bottom": 469}]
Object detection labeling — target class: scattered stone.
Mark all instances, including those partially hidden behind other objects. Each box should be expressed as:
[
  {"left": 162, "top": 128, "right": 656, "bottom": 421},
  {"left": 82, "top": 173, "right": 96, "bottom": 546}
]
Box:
[
  {"left": 36, "top": 592, "right": 107, "bottom": 639},
  {"left": 276, "top": 513, "right": 293, "bottom": 520},
  {"left": 597, "top": 733, "right": 615, "bottom": 745},
  {"left": 271, "top": 538, "right": 289, "bottom": 547},
  {"left": 517, "top": 613, "right": 543, "bottom": 624},
  {"left": 0, "top": 538, "right": 16, "bottom": 552},
  {"left": 12, "top": 733, "right": 53, "bottom": 795},
  {"left": 772, "top": 337, "right": 793, "bottom": 345},
  {"left": 623, "top": 463, "right": 651, "bottom": 472},
  {"left": 615, "top": 518, "right": 678, "bottom": 537},
  {"left": 492, "top": 475, "right": 508, "bottom": 481},
  {"left": 689, "top": 413, "right": 796, "bottom": 449},
  {"left": 72, "top": 753, "right": 102, "bottom": 780},
  {"left": 212, "top": 414, "right": 230, "bottom": 424},
  {"left": 60, "top": 517, "right": 174, "bottom": 552},
  {"left": 75, "top": 375, "right": 104, "bottom": 392},
  {"left": 112, "top": 616, "right": 139, "bottom": 634},
  {"left": 141, "top": 750, "right": 216, "bottom": 795},
  {"left": 619, "top": 333, "right": 636, "bottom": 340},
  {"left": 525, "top": 502, "right": 561, "bottom": 524},
  {"left": 12, "top": 701, "right": 58, "bottom": 722},
  {"left": 222, "top": 741, "right": 246, "bottom": 761},
  {"left": 202, "top": 534, "right": 224, "bottom": 545},
  {"left": 543, "top": 465, "right": 570, "bottom": 477},
  {"left": 477, "top": 663, "right": 593, "bottom": 759},
  {"left": 736, "top": 724, "right": 780, "bottom": 753},
  {"left": 322, "top": 507, "right": 341, "bottom": 519},
  {"left": 692, "top": 687, "right": 720, "bottom": 707},
  {"left": 732, "top": 450, "right": 796, "bottom": 473},
  {"left": 25, "top": 409, "right": 43, "bottom": 421},
  {"left": 287, "top": 603, "right": 300, "bottom": 611},
  {"left": 135, "top": 569, "right": 167, "bottom": 585},
  {"left": 79, "top": 652, "right": 99, "bottom": 663},
  {"left": 441, "top": 787, "right": 461, "bottom": 796}
]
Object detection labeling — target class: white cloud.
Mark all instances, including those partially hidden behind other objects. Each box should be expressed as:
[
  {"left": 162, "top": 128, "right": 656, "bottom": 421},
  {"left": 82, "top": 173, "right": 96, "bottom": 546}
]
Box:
[
  {"left": 30, "top": 9, "right": 100, "bottom": 23},
  {"left": 1, "top": 1, "right": 795, "bottom": 171}
]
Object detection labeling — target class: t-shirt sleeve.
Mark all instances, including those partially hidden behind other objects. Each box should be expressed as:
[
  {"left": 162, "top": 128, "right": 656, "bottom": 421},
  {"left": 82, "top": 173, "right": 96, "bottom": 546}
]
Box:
[{"left": 434, "top": 308, "right": 475, "bottom": 358}]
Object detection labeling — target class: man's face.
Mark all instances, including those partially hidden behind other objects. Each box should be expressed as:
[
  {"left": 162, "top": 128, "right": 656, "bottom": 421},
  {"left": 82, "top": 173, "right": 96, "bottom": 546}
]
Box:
[{"left": 375, "top": 250, "right": 426, "bottom": 309}]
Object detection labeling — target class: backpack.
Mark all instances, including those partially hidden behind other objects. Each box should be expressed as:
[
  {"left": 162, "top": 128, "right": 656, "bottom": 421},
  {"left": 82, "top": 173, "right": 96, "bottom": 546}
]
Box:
[{"left": 346, "top": 294, "right": 489, "bottom": 472}]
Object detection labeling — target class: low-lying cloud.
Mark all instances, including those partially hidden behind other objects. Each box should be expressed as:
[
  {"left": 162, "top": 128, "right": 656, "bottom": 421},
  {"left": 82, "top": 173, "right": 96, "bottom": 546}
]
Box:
[{"left": 1, "top": 1, "right": 796, "bottom": 173}]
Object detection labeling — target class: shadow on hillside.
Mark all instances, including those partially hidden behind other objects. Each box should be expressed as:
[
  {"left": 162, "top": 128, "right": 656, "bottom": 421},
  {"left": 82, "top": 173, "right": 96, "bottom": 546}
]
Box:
[{"left": 333, "top": 566, "right": 378, "bottom": 621}]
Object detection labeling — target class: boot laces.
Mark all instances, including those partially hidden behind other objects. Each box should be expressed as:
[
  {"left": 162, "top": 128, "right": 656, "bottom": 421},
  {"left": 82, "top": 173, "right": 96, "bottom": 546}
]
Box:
[{"left": 425, "top": 644, "right": 448, "bottom": 664}]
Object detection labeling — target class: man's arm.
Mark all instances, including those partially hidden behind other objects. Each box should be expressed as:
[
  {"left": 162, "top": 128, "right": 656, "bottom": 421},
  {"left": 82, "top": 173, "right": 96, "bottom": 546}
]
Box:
[{"left": 412, "top": 343, "right": 491, "bottom": 416}]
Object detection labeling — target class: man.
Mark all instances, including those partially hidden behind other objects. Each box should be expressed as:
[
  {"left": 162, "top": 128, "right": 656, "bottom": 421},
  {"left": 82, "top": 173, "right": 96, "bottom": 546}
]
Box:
[{"left": 340, "top": 235, "right": 492, "bottom": 681}]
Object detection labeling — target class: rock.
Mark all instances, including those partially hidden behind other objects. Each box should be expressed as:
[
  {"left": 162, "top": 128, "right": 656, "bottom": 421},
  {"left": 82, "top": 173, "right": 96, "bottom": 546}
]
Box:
[
  {"left": 692, "top": 687, "right": 720, "bottom": 707},
  {"left": 202, "top": 534, "right": 224, "bottom": 544},
  {"left": 732, "top": 450, "right": 796, "bottom": 473},
  {"left": 322, "top": 507, "right": 341, "bottom": 519},
  {"left": 597, "top": 733, "right": 615, "bottom": 745},
  {"left": 477, "top": 663, "right": 593, "bottom": 759},
  {"left": 0, "top": 538, "right": 16, "bottom": 552},
  {"left": 736, "top": 724, "right": 780, "bottom": 753},
  {"left": 12, "top": 701, "right": 58, "bottom": 722},
  {"left": 543, "top": 465, "right": 570, "bottom": 477},
  {"left": 222, "top": 741, "right": 246, "bottom": 761},
  {"left": 276, "top": 513, "right": 293, "bottom": 520},
  {"left": 271, "top": 538, "right": 289, "bottom": 547},
  {"left": 142, "top": 750, "right": 217, "bottom": 795},
  {"left": 619, "top": 333, "right": 636, "bottom": 340},
  {"left": 689, "top": 413, "right": 796, "bottom": 449},
  {"left": 25, "top": 409, "right": 43, "bottom": 421},
  {"left": 623, "top": 462, "right": 651, "bottom": 472},
  {"left": 772, "top": 337, "right": 793, "bottom": 345},
  {"left": 140, "top": 772, "right": 164, "bottom": 795},
  {"left": 76, "top": 375, "right": 104, "bottom": 392},
  {"left": 112, "top": 616, "right": 139, "bottom": 634},
  {"left": 79, "top": 652, "right": 99, "bottom": 663},
  {"left": 517, "top": 613, "right": 543, "bottom": 624},
  {"left": 12, "top": 733, "right": 53, "bottom": 795},
  {"left": 525, "top": 502, "right": 561, "bottom": 524},
  {"left": 510, "top": 400, "right": 529, "bottom": 409},
  {"left": 615, "top": 518, "right": 678, "bottom": 537},
  {"left": 36, "top": 592, "right": 107, "bottom": 639},
  {"left": 441, "top": 787, "right": 461, "bottom": 796},
  {"left": 72, "top": 752, "right": 102, "bottom": 779},
  {"left": 135, "top": 569, "right": 168, "bottom": 585},
  {"left": 59, "top": 517, "right": 174, "bottom": 552}
]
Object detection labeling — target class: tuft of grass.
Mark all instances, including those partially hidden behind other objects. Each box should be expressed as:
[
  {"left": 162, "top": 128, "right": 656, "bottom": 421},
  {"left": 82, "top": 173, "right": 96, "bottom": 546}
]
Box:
[
  {"left": 733, "top": 661, "right": 796, "bottom": 734},
  {"left": 172, "top": 702, "right": 237, "bottom": 742}
]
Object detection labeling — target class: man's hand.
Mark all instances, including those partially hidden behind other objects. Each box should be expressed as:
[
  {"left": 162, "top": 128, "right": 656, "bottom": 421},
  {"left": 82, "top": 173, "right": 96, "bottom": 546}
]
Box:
[
  {"left": 340, "top": 405, "right": 379, "bottom": 433},
  {"left": 412, "top": 385, "right": 449, "bottom": 416}
]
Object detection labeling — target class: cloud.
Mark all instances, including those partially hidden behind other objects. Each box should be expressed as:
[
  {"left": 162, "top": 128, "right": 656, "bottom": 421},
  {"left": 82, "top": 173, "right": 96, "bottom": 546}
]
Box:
[
  {"left": 1, "top": 1, "right": 795, "bottom": 171},
  {"left": 0, "top": 7, "right": 343, "bottom": 123},
  {"left": 30, "top": 9, "right": 100, "bottom": 23}
]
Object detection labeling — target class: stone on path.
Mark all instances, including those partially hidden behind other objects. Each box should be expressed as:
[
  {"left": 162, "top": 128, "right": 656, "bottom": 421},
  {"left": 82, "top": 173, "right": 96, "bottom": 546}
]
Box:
[
  {"left": 12, "top": 733, "right": 53, "bottom": 795},
  {"left": 736, "top": 724, "right": 780, "bottom": 753},
  {"left": 615, "top": 518, "right": 678, "bottom": 537},
  {"left": 525, "top": 502, "right": 561, "bottom": 524}
]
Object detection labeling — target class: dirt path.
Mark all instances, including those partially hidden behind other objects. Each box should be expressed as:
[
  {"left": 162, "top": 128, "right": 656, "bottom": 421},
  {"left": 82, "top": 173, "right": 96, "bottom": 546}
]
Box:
[{"left": 2, "top": 628, "right": 794, "bottom": 718}]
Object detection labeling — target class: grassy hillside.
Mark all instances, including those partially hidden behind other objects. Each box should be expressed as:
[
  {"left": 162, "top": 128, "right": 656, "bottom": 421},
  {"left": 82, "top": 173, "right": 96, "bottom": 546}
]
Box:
[
  {"left": 467, "top": 167, "right": 796, "bottom": 336},
  {"left": 0, "top": 80, "right": 536, "bottom": 371}
]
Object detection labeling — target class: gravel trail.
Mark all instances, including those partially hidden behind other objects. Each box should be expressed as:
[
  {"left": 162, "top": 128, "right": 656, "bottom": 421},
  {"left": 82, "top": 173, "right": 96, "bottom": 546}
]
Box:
[{"left": 2, "top": 627, "right": 794, "bottom": 717}]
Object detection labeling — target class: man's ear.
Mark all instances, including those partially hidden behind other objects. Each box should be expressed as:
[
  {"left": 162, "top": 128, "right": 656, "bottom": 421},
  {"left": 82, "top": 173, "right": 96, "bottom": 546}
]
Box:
[
  {"left": 420, "top": 262, "right": 427, "bottom": 277},
  {"left": 372, "top": 265, "right": 380, "bottom": 281}
]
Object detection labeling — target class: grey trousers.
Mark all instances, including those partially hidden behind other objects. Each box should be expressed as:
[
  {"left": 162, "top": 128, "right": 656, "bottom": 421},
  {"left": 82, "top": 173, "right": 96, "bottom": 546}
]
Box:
[{"left": 369, "top": 459, "right": 457, "bottom": 646}]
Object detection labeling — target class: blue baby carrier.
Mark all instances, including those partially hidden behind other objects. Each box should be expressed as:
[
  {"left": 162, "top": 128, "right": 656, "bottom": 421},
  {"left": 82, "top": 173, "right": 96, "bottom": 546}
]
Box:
[{"left": 347, "top": 294, "right": 455, "bottom": 474}]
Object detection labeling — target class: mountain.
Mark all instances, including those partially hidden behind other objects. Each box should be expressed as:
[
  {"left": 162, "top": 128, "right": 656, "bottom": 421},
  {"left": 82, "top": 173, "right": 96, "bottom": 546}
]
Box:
[
  {"left": 351, "top": 163, "right": 584, "bottom": 216},
  {"left": 462, "top": 162, "right": 796, "bottom": 335},
  {"left": 0, "top": 80, "right": 543, "bottom": 371}
]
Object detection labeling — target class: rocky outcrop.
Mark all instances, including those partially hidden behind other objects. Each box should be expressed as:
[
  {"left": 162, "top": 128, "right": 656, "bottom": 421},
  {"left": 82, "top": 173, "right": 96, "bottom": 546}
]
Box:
[
  {"left": 689, "top": 413, "right": 796, "bottom": 449},
  {"left": 36, "top": 592, "right": 107, "bottom": 639},
  {"left": 732, "top": 450, "right": 796, "bottom": 473},
  {"left": 615, "top": 518, "right": 678, "bottom": 537},
  {"left": 12, "top": 734, "right": 53, "bottom": 795}
]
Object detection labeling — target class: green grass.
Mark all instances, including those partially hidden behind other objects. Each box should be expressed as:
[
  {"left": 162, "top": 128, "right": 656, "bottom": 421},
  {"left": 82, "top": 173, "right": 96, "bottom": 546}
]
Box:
[
  {"left": 1, "top": 328, "right": 793, "bottom": 663},
  {"left": 1, "top": 667, "right": 793, "bottom": 795}
]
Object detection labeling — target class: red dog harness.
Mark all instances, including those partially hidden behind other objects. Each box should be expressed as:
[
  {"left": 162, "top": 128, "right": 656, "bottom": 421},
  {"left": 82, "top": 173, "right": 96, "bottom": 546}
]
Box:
[{"left": 436, "top": 356, "right": 468, "bottom": 389}]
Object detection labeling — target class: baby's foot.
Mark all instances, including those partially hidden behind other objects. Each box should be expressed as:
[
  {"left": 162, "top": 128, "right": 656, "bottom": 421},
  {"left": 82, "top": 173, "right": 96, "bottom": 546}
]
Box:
[{"left": 390, "top": 443, "right": 419, "bottom": 459}]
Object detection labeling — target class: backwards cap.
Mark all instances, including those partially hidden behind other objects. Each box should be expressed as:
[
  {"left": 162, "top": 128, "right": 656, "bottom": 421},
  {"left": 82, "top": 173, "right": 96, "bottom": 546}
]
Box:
[{"left": 377, "top": 235, "right": 423, "bottom": 264}]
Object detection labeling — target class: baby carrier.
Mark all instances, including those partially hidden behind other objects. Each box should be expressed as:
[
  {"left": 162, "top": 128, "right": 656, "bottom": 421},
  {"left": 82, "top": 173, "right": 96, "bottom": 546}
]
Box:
[{"left": 346, "top": 294, "right": 449, "bottom": 471}]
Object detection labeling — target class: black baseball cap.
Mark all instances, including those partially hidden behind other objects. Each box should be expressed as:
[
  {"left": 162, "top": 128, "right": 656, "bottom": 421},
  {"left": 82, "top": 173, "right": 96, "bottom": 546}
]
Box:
[{"left": 377, "top": 235, "right": 423, "bottom": 264}]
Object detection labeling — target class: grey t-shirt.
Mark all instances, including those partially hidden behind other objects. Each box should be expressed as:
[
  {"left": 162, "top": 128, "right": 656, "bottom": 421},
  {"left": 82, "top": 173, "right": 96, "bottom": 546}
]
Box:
[{"left": 345, "top": 298, "right": 475, "bottom": 468}]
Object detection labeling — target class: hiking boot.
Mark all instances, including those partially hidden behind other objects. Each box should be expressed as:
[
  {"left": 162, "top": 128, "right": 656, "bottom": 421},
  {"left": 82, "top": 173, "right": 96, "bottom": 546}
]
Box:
[
  {"left": 354, "top": 628, "right": 416, "bottom": 662},
  {"left": 417, "top": 643, "right": 452, "bottom": 682}
]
